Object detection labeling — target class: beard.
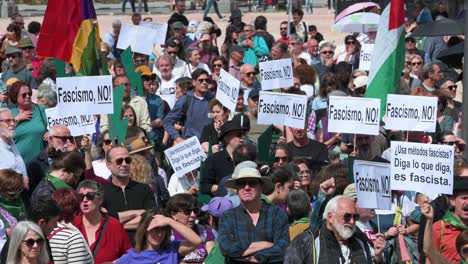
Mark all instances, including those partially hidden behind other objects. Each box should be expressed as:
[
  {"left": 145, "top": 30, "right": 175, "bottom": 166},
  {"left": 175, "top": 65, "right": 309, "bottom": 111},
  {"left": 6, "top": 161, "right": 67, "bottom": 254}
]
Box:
[
  {"left": 333, "top": 220, "right": 356, "bottom": 240},
  {"left": 1, "top": 128, "right": 15, "bottom": 139}
]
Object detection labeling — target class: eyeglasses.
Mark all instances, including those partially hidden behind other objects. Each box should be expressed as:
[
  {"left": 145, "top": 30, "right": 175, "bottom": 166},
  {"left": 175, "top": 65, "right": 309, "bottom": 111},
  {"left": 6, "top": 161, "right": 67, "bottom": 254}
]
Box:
[
  {"left": 103, "top": 139, "right": 112, "bottom": 145},
  {"left": 321, "top": 50, "right": 334, "bottom": 55},
  {"left": 6, "top": 188, "right": 23, "bottom": 196},
  {"left": 412, "top": 62, "right": 422, "bottom": 66},
  {"left": 114, "top": 156, "right": 132, "bottom": 165},
  {"left": 447, "top": 85, "right": 458, "bottom": 91},
  {"left": 274, "top": 156, "right": 287, "bottom": 162},
  {"left": 236, "top": 179, "right": 259, "bottom": 188},
  {"left": 213, "top": 64, "right": 223, "bottom": 68},
  {"left": 52, "top": 135, "right": 74, "bottom": 143},
  {"left": 336, "top": 212, "right": 360, "bottom": 222},
  {"left": 22, "top": 238, "right": 44, "bottom": 248},
  {"left": 21, "top": 92, "right": 32, "bottom": 98},
  {"left": 178, "top": 208, "right": 198, "bottom": 215},
  {"left": 79, "top": 192, "right": 99, "bottom": 201},
  {"left": 0, "top": 119, "right": 18, "bottom": 125},
  {"left": 246, "top": 72, "right": 256, "bottom": 77},
  {"left": 198, "top": 78, "right": 209, "bottom": 83}
]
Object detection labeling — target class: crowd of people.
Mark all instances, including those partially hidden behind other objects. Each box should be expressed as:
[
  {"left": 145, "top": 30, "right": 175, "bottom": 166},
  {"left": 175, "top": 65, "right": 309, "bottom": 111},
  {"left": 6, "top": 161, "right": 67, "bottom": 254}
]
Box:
[{"left": 0, "top": 0, "right": 466, "bottom": 263}]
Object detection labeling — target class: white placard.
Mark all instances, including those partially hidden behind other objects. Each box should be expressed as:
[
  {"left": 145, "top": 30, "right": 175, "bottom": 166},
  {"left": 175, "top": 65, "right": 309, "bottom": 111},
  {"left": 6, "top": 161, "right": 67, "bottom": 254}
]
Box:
[
  {"left": 385, "top": 94, "right": 437, "bottom": 132},
  {"left": 328, "top": 96, "right": 380, "bottom": 136},
  {"left": 257, "top": 91, "right": 308, "bottom": 129},
  {"left": 45, "top": 107, "right": 95, "bottom": 137},
  {"left": 57, "top": 75, "right": 113, "bottom": 116},
  {"left": 139, "top": 21, "right": 168, "bottom": 45},
  {"left": 117, "top": 23, "right": 158, "bottom": 55},
  {"left": 359, "top": 44, "right": 374, "bottom": 71},
  {"left": 164, "top": 137, "right": 207, "bottom": 178},
  {"left": 259, "top": 58, "right": 294, "bottom": 90},
  {"left": 354, "top": 160, "right": 392, "bottom": 210},
  {"left": 216, "top": 69, "right": 239, "bottom": 112},
  {"left": 391, "top": 141, "right": 454, "bottom": 195}
]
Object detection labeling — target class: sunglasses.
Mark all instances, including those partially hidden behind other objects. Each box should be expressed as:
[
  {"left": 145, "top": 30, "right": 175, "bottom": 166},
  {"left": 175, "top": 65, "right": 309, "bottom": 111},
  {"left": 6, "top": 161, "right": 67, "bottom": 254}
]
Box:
[
  {"left": 246, "top": 72, "right": 256, "bottom": 77},
  {"left": 178, "top": 208, "right": 199, "bottom": 215},
  {"left": 7, "top": 54, "right": 20, "bottom": 59},
  {"left": 338, "top": 212, "right": 360, "bottom": 222},
  {"left": 213, "top": 64, "right": 223, "bottom": 68},
  {"left": 412, "top": 62, "right": 422, "bottom": 66},
  {"left": 321, "top": 50, "right": 334, "bottom": 55},
  {"left": 79, "top": 192, "right": 99, "bottom": 201},
  {"left": 115, "top": 156, "right": 132, "bottom": 165},
  {"left": 21, "top": 92, "right": 32, "bottom": 98},
  {"left": 280, "top": 27, "right": 288, "bottom": 30},
  {"left": 198, "top": 78, "right": 209, "bottom": 83},
  {"left": 447, "top": 85, "right": 457, "bottom": 91},
  {"left": 236, "top": 179, "right": 259, "bottom": 188},
  {"left": 53, "top": 135, "right": 74, "bottom": 143},
  {"left": 346, "top": 41, "right": 355, "bottom": 45},
  {"left": 443, "top": 141, "right": 458, "bottom": 145},
  {"left": 274, "top": 156, "right": 287, "bottom": 162},
  {"left": 103, "top": 139, "right": 112, "bottom": 145},
  {"left": 22, "top": 238, "right": 44, "bottom": 248}
]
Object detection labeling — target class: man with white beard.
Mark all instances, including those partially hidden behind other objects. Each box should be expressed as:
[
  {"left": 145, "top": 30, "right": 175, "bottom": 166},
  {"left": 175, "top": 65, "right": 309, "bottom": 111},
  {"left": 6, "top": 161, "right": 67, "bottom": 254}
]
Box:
[
  {"left": 285, "top": 195, "right": 386, "bottom": 263},
  {"left": 0, "top": 108, "right": 28, "bottom": 185}
]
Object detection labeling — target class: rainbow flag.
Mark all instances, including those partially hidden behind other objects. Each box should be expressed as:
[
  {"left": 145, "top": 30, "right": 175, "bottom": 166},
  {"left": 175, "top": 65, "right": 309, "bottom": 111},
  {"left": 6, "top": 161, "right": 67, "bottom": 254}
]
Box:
[{"left": 37, "top": 0, "right": 101, "bottom": 75}]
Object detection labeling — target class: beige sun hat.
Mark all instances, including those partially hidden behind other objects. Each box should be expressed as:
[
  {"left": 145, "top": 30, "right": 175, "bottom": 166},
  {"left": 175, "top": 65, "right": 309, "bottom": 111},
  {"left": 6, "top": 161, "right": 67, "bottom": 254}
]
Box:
[{"left": 225, "top": 167, "right": 272, "bottom": 190}]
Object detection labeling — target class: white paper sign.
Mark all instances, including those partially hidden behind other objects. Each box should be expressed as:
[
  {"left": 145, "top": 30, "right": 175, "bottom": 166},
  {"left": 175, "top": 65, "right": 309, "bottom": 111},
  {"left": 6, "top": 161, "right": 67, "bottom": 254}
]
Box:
[
  {"left": 359, "top": 44, "right": 374, "bottom": 71},
  {"left": 257, "top": 91, "right": 308, "bottom": 129},
  {"left": 45, "top": 107, "right": 95, "bottom": 137},
  {"left": 216, "top": 69, "right": 239, "bottom": 112},
  {"left": 164, "top": 137, "right": 207, "bottom": 178},
  {"left": 117, "top": 23, "right": 158, "bottom": 55},
  {"left": 354, "top": 160, "right": 392, "bottom": 210},
  {"left": 391, "top": 141, "right": 454, "bottom": 195},
  {"left": 259, "top": 58, "right": 294, "bottom": 90},
  {"left": 139, "top": 21, "right": 168, "bottom": 45},
  {"left": 385, "top": 94, "right": 437, "bottom": 132},
  {"left": 328, "top": 96, "right": 380, "bottom": 136},
  {"left": 57, "top": 75, "right": 113, "bottom": 116}
]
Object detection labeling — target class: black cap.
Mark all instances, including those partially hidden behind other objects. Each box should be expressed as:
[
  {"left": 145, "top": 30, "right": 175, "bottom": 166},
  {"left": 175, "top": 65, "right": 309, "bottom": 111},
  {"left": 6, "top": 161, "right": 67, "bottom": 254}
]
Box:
[
  {"left": 248, "top": 88, "right": 260, "bottom": 99},
  {"left": 219, "top": 114, "right": 250, "bottom": 141},
  {"left": 453, "top": 176, "right": 468, "bottom": 194}
]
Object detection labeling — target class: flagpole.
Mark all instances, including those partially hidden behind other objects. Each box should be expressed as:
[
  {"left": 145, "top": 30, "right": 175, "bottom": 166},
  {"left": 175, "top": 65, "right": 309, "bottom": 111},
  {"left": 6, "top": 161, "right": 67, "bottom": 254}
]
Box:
[{"left": 463, "top": 0, "right": 468, "bottom": 157}]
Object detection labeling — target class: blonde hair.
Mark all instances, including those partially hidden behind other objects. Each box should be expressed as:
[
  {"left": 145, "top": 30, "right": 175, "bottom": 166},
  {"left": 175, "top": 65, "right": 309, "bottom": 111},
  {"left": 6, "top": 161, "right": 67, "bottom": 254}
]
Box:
[{"left": 130, "top": 154, "right": 153, "bottom": 185}]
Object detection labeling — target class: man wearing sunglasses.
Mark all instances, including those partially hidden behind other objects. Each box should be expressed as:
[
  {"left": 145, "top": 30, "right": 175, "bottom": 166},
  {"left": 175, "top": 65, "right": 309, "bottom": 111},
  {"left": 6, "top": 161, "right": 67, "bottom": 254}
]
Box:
[
  {"left": 286, "top": 195, "right": 385, "bottom": 263},
  {"left": 103, "top": 146, "right": 156, "bottom": 243},
  {"left": 240, "top": 63, "right": 261, "bottom": 106},
  {"left": 405, "top": 37, "right": 425, "bottom": 61},
  {"left": 1, "top": 46, "right": 37, "bottom": 89},
  {"left": 313, "top": 41, "right": 336, "bottom": 79}
]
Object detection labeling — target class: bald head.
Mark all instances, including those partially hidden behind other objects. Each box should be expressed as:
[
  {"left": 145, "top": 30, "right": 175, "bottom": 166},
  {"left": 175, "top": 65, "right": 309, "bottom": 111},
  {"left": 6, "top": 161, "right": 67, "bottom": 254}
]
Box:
[
  {"left": 48, "top": 125, "right": 76, "bottom": 151},
  {"left": 240, "top": 64, "right": 256, "bottom": 86}
]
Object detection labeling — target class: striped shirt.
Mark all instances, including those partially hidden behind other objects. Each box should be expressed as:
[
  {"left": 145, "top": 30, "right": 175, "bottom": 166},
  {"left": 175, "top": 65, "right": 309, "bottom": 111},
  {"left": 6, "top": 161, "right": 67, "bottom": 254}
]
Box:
[{"left": 49, "top": 222, "right": 94, "bottom": 264}]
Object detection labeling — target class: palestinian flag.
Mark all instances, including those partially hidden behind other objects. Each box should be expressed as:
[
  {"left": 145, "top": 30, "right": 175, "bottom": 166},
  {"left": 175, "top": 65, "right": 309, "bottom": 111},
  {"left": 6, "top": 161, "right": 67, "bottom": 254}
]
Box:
[
  {"left": 366, "top": 0, "right": 406, "bottom": 118},
  {"left": 37, "top": 0, "right": 101, "bottom": 75}
]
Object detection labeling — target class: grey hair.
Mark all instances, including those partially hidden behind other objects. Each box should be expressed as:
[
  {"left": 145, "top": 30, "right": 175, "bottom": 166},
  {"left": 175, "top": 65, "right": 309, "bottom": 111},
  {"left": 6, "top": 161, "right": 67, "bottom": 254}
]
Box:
[
  {"left": 155, "top": 54, "right": 175, "bottom": 68},
  {"left": 77, "top": 179, "right": 104, "bottom": 197},
  {"left": 410, "top": 54, "right": 423, "bottom": 63},
  {"left": 244, "top": 24, "right": 254, "bottom": 31},
  {"left": 322, "top": 195, "right": 354, "bottom": 221},
  {"left": 6, "top": 221, "right": 49, "bottom": 264},
  {"left": 112, "top": 19, "right": 122, "bottom": 27},
  {"left": 37, "top": 88, "right": 57, "bottom": 107},
  {"left": 185, "top": 47, "right": 199, "bottom": 61},
  {"left": 422, "top": 62, "right": 436, "bottom": 79},
  {"left": 289, "top": 33, "right": 304, "bottom": 45},
  {"left": 48, "top": 125, "right": 69, "bottom": 137},
  {"left": 0, "top": 107, "right": 11, "bottom": 116},
  {"left": 319, "top": 41, "right": 336, "bottom": 51}
]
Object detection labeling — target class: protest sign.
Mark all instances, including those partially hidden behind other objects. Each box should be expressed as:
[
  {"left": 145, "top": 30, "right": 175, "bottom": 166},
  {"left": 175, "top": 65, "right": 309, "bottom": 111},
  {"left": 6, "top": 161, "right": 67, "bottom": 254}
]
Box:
[
  {"left": 164, "top": 137, "right": 207, "bottom": 178},
  {"left": 259, "top": 58, "right": 294, "bottom": 90},
  {"left": 216, "top": 69, "right": 239, "bottom": 112},
  {"left": 385, "top": 94, "right": 437, "bottom": 132},
  {"left": 391, "top": 141, "right": 454, "bottom": 195},
  {"left": 139, "top": 21, "right": 168, "bottom": 45},
  {"left": 57, "top": 75, "right": 113, "bottom": 116},
  {"left": 117, "top": 23, "right": 158, "bottom": 55},
  {"left": 328, "top": 96, "right": 380, "bottom": 136},
  {"left": 45, "top": 107, "right": 95, "bottom": 137},
  {"left": 359, "top": 44, "right": 374, "bottom": 71},
  {"left": 257, "top": 91, "right": 308, "bottom": 129},
  {"left": 353, "top": 160, "right": 392, "bottom": 210}
]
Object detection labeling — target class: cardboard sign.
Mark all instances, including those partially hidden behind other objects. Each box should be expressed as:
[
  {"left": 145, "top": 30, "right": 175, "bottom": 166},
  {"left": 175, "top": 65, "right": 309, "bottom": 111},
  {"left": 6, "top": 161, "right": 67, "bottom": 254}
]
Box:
[
  {"left": 359, "top": 44, "right": 374, "bottom": 71},
  {"left": 353, "top": 160, "right": 392, "bottom": 210},
  {"left": 257, "top": 91, "right": 308, "bottom": 129},
  {"left": 56, "top": 75, "right": 113, "bottom": 116},
  {"left": 45, "top": 107, "right": 95, "bottom": 137},
  {"left": 391, "top": 141, "right": 454, "bottom": 195},
  {"left": 139, "top": 21, "right": 168, "bottom": 45},
  {"left": 259, "top": 58, "right": 294, "bottom": 90},
  {"left": 328, "top": 96, "right": 380, "bottom": 136},
  {"left": 117, "top": 23, "right": 159, "bottom": 55},
  {"left": 164, "top": 137, "right": 207, "bottom": 178},
  {"left": 216, "top": 69, "right": 239, "bottom": 112},
  {"left": 385, "top": 94, "right": 437, "bottom": 132}
]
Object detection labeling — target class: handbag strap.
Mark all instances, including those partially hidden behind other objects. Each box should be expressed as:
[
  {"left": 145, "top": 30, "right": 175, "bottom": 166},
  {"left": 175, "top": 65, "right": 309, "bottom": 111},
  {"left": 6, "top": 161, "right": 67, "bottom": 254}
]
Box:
[{"left": 92, "top": 216, "right": 109, "bottom": 257}]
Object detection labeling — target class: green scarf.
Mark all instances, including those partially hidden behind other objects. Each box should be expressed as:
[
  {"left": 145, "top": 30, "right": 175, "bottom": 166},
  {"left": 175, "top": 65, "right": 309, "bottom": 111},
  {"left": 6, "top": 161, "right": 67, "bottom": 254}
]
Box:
[
  {"left": 291, "top": 217, "right": 310, "bottom": 226},
  {"left": 0, "top": 196, "right": 26, "bottom": 220},
  {"left": 441, "top": 209, "right": 468, "bottom": 230}
]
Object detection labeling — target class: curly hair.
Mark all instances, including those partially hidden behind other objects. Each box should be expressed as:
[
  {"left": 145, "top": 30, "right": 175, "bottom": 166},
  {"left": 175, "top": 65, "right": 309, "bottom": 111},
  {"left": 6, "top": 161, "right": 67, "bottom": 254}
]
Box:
[
  {"left": 129, "top": 154, "right": 153, "bottom": 185},
  {"left": 294, "top": 64, "right": 317, "bottom": 86}
]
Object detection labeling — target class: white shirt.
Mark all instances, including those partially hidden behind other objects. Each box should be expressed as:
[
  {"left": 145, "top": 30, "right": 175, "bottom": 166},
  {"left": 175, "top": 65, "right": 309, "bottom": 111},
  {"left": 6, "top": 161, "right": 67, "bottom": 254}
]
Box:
[
  {"left": 157, "top": 75, "right": 178, "bottom": 109},
  {"left": 0, "top": 138, "right": 26, "bottom": 176},
  {"left": 153, "top": 57, "right": 190, "bottom": 80},
  {"left": 298, "top": 52, "right": 312, "bottom": 65},
  {"left": 184, "top": 62, "right": 212, "bottom": 77}
]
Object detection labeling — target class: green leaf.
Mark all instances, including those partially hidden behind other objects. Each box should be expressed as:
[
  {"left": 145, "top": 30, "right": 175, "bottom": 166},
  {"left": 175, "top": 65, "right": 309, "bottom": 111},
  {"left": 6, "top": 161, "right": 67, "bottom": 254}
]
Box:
[
  {"left": 109, "top": 84, "right": 128, "bottom": 144},
  {"left": 120, "top": 48, "right": 144, "bottom": 97}
]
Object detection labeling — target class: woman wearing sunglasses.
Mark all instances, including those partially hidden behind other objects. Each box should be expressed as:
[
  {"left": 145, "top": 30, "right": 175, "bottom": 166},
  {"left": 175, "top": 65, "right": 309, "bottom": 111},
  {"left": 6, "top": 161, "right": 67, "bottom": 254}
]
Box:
[
  {"left": 6, "top": 221, "right": 49, "bottom": 264},
  {"left": 73, "top": 180, "right": 132, "bottom": 263},
  {"left": 166, "top": 194, "right": 215, "bottom": 263},
  {"left": 8, "top": 80, "right": 47, "bottom": 165}
]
